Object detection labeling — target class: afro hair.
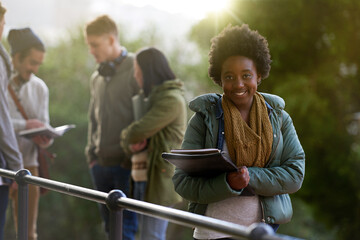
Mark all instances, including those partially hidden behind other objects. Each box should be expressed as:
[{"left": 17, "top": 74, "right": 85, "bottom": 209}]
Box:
[{"left": 208, "top": 24, "right": 272, "bottom": 86}]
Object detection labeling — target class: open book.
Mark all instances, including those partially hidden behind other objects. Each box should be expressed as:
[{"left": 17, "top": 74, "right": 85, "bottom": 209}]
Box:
[
  {"left": 18, "top": 124, "right": 76, "bottom": 139},
  {"left": 162, "top": 148, "right": 238, "bottom": 177}
]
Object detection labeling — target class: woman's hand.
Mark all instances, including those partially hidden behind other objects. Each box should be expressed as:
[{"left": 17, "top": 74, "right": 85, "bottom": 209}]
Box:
[
  {"left": 129, "top": 139, "right": 147, "bottom": 153},
  {"left": 226, "top": 166, "right": 250, "bottom": 190}
]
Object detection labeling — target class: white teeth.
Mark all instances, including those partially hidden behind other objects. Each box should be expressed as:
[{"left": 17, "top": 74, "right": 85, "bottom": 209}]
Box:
[{"left": 234, "top": 91, "right": 246, "bottom": 96}]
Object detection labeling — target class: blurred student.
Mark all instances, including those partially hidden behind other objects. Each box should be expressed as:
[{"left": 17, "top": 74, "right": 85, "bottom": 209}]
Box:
[
  {"left": 84, "top": 15, "right": 138, "bottom": 240},
  {"left": 0, "top": 2, "right": 23, "bottom": 240},
  {"left": 6, "top": 27, "right": 52, "bottom": 240},
  {"left": 121, "top": 47, "right": 187, "bottom": 240}
]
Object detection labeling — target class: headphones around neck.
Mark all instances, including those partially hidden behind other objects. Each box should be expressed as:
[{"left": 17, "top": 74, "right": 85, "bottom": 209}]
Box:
[{"left": 98, "top": 49, "right": 128, "bottom": 77}]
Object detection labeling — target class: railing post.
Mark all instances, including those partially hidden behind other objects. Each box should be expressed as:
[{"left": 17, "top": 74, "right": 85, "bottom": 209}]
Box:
[
  {"left": 106, "top": 189, "right": 126, "bottom": 240},
  {"left": 248, "top": 222, "right": 275, "bottom": 240},
  {"left": 15, "top": 169, "right": 31, "bottom": 240}
]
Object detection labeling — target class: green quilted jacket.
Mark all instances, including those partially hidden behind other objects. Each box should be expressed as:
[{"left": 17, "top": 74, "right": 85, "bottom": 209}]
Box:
[
  {"left": 172, "top": 92, "right": 305, "bottom": 224},
  {"left": 121, "top": 79, "right": 186, "bottom": 206}
]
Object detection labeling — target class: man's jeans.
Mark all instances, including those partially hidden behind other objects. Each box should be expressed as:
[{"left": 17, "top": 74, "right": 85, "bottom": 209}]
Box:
[
  {"left": 91, "top": 164, "right": 137, "bottom": 240},
  {"left": 133, "top": 181, "right": 168, "bottom": 240},
  {"left": 0, "top": 186, "right": 9, "bottom": 240}
]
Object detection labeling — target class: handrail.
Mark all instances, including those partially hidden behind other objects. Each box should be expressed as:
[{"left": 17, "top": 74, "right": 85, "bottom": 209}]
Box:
[{"left": 0, "top": 168, "right": 303, "bottom": 240}]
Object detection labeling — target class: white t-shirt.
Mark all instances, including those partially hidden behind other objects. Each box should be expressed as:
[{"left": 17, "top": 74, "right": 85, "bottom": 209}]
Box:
[
  {"left": 7, "top": 74, "right": 50, "bottom": 167},
  {"left": 193, "top": 141, "right": 262, "bottom": 239}
]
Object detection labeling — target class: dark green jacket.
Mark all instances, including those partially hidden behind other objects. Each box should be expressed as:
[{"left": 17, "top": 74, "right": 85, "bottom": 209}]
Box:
[
  {"left": 172, "top": 92, "right": 305, "bottom": 224},
  {"left": 122, "top": 79, "right": 186, "bottom": 206}
]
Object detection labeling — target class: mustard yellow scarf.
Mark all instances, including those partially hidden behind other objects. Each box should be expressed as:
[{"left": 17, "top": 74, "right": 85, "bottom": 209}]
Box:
[{"left": 222, "top": 92, "right": 273, "bottom": 167}]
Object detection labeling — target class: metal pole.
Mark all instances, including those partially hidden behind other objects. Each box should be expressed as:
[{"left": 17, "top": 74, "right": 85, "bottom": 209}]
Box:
[
  {"left": 0, "top": 168, "right": 303, "bottom": 240},
  {"left": 248, "top": 223, "right": 276, "bottom": 240},
  {"left": 15, "top": 169, "right": 31, "bottom": 240},
  {"left": 106, "top": 190, "right": 126, "bottom": 240}
]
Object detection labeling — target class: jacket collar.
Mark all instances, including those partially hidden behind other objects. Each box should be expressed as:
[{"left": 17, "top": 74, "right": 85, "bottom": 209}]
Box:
[
  {"left": 215, "top": 96, "right": 223, "bottom": 119},
  {"left": 215, "top": 95, "right": 274, "bottom": 119},
  {"left": 189, "top": 92, "right": 282, "bottom": 116},
  {"left": 189, "top": 93, "right": 221, "bottom": 113}
]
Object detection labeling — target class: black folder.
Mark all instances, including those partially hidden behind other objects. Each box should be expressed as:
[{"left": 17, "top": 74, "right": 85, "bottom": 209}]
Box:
[
  {"left": 163, "top": 148, "right": 255, "bottom": 196},
  {"left": 162, "top": 148, "right": 238, "bottom": 177}
]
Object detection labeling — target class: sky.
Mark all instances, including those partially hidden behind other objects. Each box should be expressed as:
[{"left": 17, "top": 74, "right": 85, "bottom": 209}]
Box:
[
  {"left": 1, "top": 0, "right": 232, "bottom": 61},
  {"left": 1, "top": 0, "right": 229, "bottom": 46}
]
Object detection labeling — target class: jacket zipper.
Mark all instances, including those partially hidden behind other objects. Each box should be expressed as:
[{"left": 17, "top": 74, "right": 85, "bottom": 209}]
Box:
[
  {"left": 265, "top": 110, "right": 282, "bottom": 168},
  {"left": 261, "top": 110, "right": 283, "bottom": 222},
  {"left": 260, "top": 197, "right": 266, "bottom": 223}
]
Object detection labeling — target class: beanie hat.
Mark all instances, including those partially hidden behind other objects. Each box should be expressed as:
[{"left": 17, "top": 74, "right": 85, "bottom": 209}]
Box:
[{"left": 7, "top": 28, "right": 45, "bottom": 56}]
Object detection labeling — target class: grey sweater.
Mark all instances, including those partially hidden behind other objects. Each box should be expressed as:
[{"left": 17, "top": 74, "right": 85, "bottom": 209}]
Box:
[{"left": 0, "top": 43, "right": 23, "bottom": 183}]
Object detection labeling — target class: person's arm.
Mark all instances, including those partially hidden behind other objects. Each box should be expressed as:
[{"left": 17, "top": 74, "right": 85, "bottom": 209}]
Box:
[
  {"left": 172, "top": 112, "right": 243, "bottom": 204},
  {"left": 85, "top": 79, "right": 98, "bottom": 165},
  {"left": 11, "top": 118, "right": 27, "bottom": 131},
  {"left": 248, "top": 111, "right": 305, "bottom": 196},
  {"left": 121, "top": 94, "right": 182, "bottom": 147},
  {"left": 0, "top": 87, "right": 23, "bottom": 170}
]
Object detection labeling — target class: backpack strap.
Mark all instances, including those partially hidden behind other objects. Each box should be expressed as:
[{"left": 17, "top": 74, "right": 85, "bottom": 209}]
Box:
[{"left": 8, "top": 84, "right": 29, "bottom": 120}]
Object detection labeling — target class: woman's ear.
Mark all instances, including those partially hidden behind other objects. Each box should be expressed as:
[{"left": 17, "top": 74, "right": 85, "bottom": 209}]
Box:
[{"left": 257, "top": 75, "right": 262, "bottom": 85}]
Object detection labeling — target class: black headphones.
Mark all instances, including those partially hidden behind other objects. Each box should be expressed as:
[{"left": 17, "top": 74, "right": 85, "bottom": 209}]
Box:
[{"left": 98, "top": 49, "right": 128, "bottom": 77}]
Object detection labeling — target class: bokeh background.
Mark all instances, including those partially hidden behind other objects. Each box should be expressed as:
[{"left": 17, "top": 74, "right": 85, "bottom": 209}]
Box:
[{"left": 2, "top": 0, "right": 360, "bottom": 239}]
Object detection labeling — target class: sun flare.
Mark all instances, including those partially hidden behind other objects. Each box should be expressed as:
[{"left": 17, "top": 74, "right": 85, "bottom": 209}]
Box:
[
  {"left": 201, "top": 0, "right": 230, "bottom": 14},
  {"left": 188, "top": 0, "right": 230, "bottom": 19},
  {"left": 122, "top": 0, "right": 231, "bottom": 20}
]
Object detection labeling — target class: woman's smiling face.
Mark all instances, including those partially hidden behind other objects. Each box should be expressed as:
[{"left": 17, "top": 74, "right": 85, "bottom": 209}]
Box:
[{"left": 221, "top": 55, "right": 261, "bottom": 110}]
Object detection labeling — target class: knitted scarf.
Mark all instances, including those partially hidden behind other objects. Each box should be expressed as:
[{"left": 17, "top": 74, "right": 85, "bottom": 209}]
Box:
[{"left": 222, "top": 92, "right": 273, "bottom": 168}]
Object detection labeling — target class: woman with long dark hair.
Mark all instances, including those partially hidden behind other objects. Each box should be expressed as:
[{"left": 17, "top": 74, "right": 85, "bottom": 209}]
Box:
[{"left": 121, "top": 47, "right": 187, "bottom": 240}]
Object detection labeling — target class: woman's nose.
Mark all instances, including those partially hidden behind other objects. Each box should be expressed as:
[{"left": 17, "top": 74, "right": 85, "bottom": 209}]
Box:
[{"left": 234, "top": 77, "right": 245, "bottom": 87}]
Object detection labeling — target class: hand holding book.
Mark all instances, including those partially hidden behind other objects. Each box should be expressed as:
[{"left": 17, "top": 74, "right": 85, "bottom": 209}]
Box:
[
  {"left": 26, "top": 119, "right": 46, "bottom": 129},
  {"left": 163, "top": 148, "right": 255, "bottom": 196},
  {"left": 226, "top": 166, "right": 250, "bottom": 190},
  {"left": 25, "top": 119, "right": 52, "bottom": 145},
  {"left": 162, "top": 148, "right": 238, "bottom": 177}
]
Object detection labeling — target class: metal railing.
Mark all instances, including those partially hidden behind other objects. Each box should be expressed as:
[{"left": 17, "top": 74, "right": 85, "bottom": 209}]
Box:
[{"left": 0, "top": 168, "right": 303, "bottom": 240}]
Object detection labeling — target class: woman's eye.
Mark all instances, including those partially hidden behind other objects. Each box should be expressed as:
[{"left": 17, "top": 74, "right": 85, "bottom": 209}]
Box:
[
  {"left": 225, "top": 75, "right": 234, "bottom": 80},
  {"left": 243, "top": 73, "right": 252, "bottom": 79}
]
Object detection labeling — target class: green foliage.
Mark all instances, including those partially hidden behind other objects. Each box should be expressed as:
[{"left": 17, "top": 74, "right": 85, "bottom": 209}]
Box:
[{"left": 189, "top": 0, "right": 360, "bottom": 239}]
